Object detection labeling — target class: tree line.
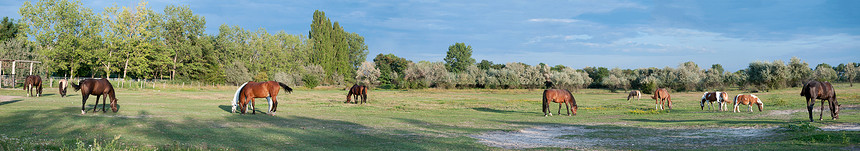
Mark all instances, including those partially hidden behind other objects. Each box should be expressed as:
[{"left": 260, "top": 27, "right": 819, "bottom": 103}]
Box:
[
  {"left": 2, "top": 0, "right": 367, "bottom": 87},
  {"left": 1, "top": 0, "right": 858, "bottom": 91}
]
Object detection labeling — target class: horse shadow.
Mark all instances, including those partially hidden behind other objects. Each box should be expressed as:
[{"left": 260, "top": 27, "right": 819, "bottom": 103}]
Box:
[
  {"left": 621, "top": 118, "right": 785, "bottom": 125},
  {"left": 471, "top": 107, "right": 535, "bottom": 115},
  {"left": 0, "top": 99, "right": 22, "bottom": 106},
  {"left": 217, "top": 105, "right": 267, "bottom": 114}
]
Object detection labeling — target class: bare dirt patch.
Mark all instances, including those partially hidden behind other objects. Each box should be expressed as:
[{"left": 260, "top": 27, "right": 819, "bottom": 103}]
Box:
[
  {"left": 471, "top": 125, "right": 776, "bottom": 150},
  {"left": 821, "top": 123, "right": 860, "bottom": 131}
]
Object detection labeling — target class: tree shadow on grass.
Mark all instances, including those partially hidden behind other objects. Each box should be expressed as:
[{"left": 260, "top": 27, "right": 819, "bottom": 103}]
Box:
[
  {"left": 0, "top": 99, "right": 21, "bottom": 106},
  {"left": 0, "top": 107, "right": 478, "bottom": 150},
  {"left": 621, "top": 118, "right": 786, "bottom": 125}
]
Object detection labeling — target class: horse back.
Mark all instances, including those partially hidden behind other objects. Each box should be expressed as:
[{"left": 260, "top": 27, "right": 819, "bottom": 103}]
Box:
[{"left": 544, "top": 89, "right": 571, "bottom": 103}]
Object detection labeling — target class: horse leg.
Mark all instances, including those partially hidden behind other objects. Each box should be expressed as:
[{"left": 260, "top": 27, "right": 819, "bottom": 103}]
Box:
[
  {"left": 362, "top": 94, "right": 367, "bottom": 104},
  {"left": 93, "top": 95, "right": 101, "bottom": 112},
  {"left": 807, "top": 98, "right": 815, "bottom": 122},
  {"left": 819, "top": 99, "right": 826, "bottom": 121},
  {"left": 557, "top": 102, "right": 562, "bottom": 115},
  {"left": 102, "top": 94, "right": 109, "bottom": 113},
  {"left": 81, "top": 95, "right": 89, "bottom": 115},
  {"left": 266, "top": 96, "right": 273, "bottom": 115},
  {"left": 543, "top": 98, "right": 549, "bottom": 117},
  {"left": 251, "top": 98, "right": 257, "bottom": 114},
  {"left": 565, "top": 101, "right": 571, "bottom": 116}
]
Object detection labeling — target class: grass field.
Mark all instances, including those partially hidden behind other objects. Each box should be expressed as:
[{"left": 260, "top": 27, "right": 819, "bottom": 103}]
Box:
[{"left": 0, "top": 83, "right": 858, "bottom": 150}]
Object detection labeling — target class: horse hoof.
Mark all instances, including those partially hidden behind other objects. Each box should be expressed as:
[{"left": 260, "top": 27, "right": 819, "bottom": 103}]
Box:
[{"left": 81, "top": 111, "right": 86, "bottom": 115}]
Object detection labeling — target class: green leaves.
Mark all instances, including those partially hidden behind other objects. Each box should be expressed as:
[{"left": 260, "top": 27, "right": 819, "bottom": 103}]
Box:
[{"left": 444, "top": 42, "right": 475, "bottom": 73}]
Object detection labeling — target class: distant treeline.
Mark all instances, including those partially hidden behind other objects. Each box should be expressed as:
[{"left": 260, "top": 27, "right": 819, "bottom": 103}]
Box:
[{"left": 1, "top": 0, "right": 858, "bottom": 91}]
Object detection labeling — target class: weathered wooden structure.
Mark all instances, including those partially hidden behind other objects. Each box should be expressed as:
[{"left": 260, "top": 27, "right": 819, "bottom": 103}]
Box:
[{"left": 0, "top": 59, "right": 42, "bottom": 88}]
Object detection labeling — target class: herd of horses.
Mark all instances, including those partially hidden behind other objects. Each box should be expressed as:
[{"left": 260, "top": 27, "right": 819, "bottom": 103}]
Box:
[{"left": 13, "top": 74, "right": 841, "bottom": 122}]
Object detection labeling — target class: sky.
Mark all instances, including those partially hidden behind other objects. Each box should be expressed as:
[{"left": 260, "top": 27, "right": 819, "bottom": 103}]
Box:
[{"left": 1, "top": 0, "right": 858, "bottom": 72}]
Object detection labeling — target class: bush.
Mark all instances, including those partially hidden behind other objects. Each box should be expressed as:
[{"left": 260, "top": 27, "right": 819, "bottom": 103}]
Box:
[
  {"left": 355, "top": 61, "right": 381, "bottom": 86},
  {"left": 253, "top": 71, "right": 269, "bottom": 82},
  {"left": 302, "top": 74, "right": 319, "bottom": 89},
  {"left": 224, "top": 61, "right": 252, "bottom": 85},
  {"left": 273, "top": 72, "right": 301, "bottom": 86}
]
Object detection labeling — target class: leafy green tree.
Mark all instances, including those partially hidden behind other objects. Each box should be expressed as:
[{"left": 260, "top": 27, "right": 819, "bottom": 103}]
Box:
[
  {"left": 373, "top": 53, "right": 411, "bottom": 85},
  {"left": 813, "top": 64, "right": 838, "bottom": 82},
  {"left": 347, "top": 32, "right": 368, "bottom": 69},
  {"left": 0, "top": 17, "right": 20, "bottom": 42},
  {"left": 20, "top": 0, "right": 103, "bottom": 78},
  {"left": 161, "top": 5, "right": 205, "bottom": 80},
  {"left": 788, "top": 57, "right": 812, "bottom": 87},
  {"left": 443, "top": 42, "right": 475, "bottom": 73}
]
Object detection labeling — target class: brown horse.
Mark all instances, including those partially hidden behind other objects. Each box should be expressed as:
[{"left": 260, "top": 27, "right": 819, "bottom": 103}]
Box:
[
  {"left": 24, "top": 75, "right": 42, "bottom": 97},
  {"left": 542, "top": 89, "right": 578, "bottom": 116},
  {"left": 733, "top": 94, "right": 763, "bottom": 112},
  {"left": 58, "top": 79, "right": 69, "bottom": 97},
  {"left": 701, "top": 92, "right": 730, "bottom": 111},
  {"left": 345, "top": 84, "right": 368, "bottom": 104},
  {"left": 71, "top": 79, "right": 118, "bottom": 114},
  {"left": 800, "top": 81, "right": 840, "bottom": 122},
  {"left": 627, "top": 90, "right": 641, "bottom": 101},
  {"left": 652, "top": 88, "right": 672, "bottom": 110},
  {"left": 234, "top": 81, "right": 293, "bottom": 115}
]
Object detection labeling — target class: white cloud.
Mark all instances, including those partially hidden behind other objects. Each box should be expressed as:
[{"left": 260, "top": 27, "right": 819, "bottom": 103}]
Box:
[
  {"left": 527, "top": 18, "right": 581, "bottom": 23},
  {"left": 526, "top": 34, "right": 592, "bottom": 44}
]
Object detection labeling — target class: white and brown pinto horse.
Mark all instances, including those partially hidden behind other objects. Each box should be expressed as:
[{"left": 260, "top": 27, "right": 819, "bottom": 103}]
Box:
[
  {"left": 627, "top": 90, "right": 641, "bottom": 101},
  {"left": 800, "top": 81, "right": 839, "bottom": 122},
  {"left": 542, "top": 89, "right": 578, "bottom": 116},
  {"left": 58, "top": 79, "right": 69, "bottom": 97},
  {"left": 232, "top": 81, "right": 293, "bottom": 115},
  {"left": 733, "top": 94, "right": 763, "bottom": 112},
  {"left": 701, "top": 92, "right": 730, "bottom": 111},
  {"left": 652, "top": 88, "right": 672, "bottom": 110}
]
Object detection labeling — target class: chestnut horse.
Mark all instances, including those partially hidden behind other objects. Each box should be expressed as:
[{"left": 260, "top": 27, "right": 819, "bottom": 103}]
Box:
[
  {"left": 24, "top": 75, "right": 42, "bottom": 97},
  {"left": 542, "top": 89, "right": 578, "bottom": 116},
  {"left": 652, "top": 88, "right": 672, "bottom": 110},
  {"left": 233, "top": 81, "right": 293, "bottom": 115},
  {"left": 58, "top": 79, "right": 69, "bottom": 97},
  {"left": 627, "top": 90, "right": 641, "bottom": 101},
  {"left": 345, "top": 84, "right": 367, "bottom": 104},
  {"left": 71, "top": 79, "right": 118, "bottom": 114},
  {"left": 701, "top": 92, "right": 730, "bottom": 111},
  {"left": 733, "top": 94, "right": 763, "bottom": 112},
  {"left": 800, "top": 81, "right": 840, "bottom": 122}
]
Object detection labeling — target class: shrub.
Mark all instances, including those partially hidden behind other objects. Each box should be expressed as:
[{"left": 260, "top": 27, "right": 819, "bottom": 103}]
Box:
[
  {"left": 302, "top": 74, "right": 319, "bottom": 89},
  {"left": 355, "top": 61, "right": 381, "bottom": 86},
  {"left": 224, "top": 61, "right": 251, "bottom": 85}
]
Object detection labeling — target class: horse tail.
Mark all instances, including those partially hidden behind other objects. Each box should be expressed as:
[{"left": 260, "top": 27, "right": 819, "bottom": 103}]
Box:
[
  {"left": 71, "top": 81, "right": 81, "bottom": 91},
  {"left": 542, "top": 90, "right": 548, "bottom": 115},
  {"left": 278, "top": 82, "right": 293, "bottom": 93}
]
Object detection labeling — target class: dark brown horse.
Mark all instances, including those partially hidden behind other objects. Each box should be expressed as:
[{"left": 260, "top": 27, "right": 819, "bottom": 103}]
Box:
[
  {"left": 233, "top": 81, "right": 293, "bottom": 115},
  {"left": 71, "top": 79, "right": 118, "bottom": 114},
  {"left": 542, "top": 89, "right": 578, "bottom": 116},
  {"left": 800, "top": 81, "right": 840, "bottom": 122},
  {"left": 627, "top": 90, "right": 641, "bottom": 101},
  {"left": 345, "top": 84, "right": 367, "bottom": 104},
  {"left": 58, "top": 79, "right": 69, "bottom": 97},
  {"left": 652, "top": 88, "right": 672, "bottom": 110},
  {"left": 24, "top": 75, "right": 42, "bottom": 97}
]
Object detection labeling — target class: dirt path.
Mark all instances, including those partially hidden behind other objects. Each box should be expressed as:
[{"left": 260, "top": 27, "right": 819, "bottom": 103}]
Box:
[
  {"left": 0, "top": 95, "right": 22, "bottom": 102},
  {"left": 471, "top": 125, "right": 776, "bottom": 150}
]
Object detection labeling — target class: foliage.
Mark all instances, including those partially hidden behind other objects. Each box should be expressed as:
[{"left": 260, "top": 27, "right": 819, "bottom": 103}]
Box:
[
  {"left": 302, "top": 74, "right": 319, "bottom": 89},
  {"left": 443, "top": 42, "right": 475, "bottom": 73},
  {"left": 373, "top": 53, "right": 411, "bottom": 85},
  {"left": 0, "top": 17, "right": 20, "bottom": 42},
  {"left": 308, "top": 10, "right": 364, "bottom": 84},
  {"left": 355, "top": 61, "right": 381, "bottom": 86},
  {"left": 224, "top": 61, "right": 251, "bottom": 85},
  {"left": 813, "top": 65, "right": 838, "bottom": 82}
]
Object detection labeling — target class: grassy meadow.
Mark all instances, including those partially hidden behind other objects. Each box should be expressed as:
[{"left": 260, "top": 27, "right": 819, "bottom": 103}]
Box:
[{"left": 0, "top": 83, "right": 858, "bottom": 150}]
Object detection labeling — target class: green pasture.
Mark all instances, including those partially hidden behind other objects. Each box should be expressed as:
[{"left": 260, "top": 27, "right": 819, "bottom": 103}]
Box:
[{"left": 0, "top": 84, "right": 858, "bottom": 150}]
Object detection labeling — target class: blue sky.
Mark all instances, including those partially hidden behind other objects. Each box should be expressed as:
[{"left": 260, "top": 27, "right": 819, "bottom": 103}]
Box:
[{"left": 1, "top": 0, "right": 858, "bottom": 71}]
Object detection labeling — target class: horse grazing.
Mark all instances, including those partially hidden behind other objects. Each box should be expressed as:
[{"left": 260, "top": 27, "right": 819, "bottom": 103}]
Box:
[
  {"left": 58, "top": 79, "right": 69, "bottom": 97},
  {"left": 701, "top": 92, "right": 730, "bottom": 111},
  {"left": 24, "top": 75, "right": 42, "bottom": 97},
  {"left": 71, "top": 79, "right": 118, "bottom": 114},
  {"left": 733, "top": 94, "right": 763, "bottom": 112},
  {"left": 345, "top": 84, "right": 368, "bottom": 104},
  {"left": 627, "top": 90, "right": 641, "bottom": 101},
  {"left": 800, "top": 81, "right": 840, "bottom": 122},
  {"left": 651, "top": 88, "right": 672, "bottom": 110},
  {"left": 232, "top": 81, "right": 293, "bottom": 115},
  {"left": 542, "top": 89, "right": 578, "bottom": 116}
]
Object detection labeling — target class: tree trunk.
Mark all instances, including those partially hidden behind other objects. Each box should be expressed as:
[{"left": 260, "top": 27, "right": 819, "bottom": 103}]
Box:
[
  {"left": 123, "top": 53, "right": 130, "bottom": 79},
  {"left": 171, "top": 54, "right": 177, "bottom": 80}
]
